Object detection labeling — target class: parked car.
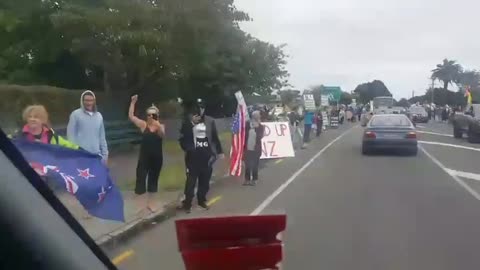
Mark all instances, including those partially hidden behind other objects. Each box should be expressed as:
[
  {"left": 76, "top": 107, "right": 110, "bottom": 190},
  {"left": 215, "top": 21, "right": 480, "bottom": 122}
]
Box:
[{"left": 451, "top": 104, "right": 480, "bottom": 143}]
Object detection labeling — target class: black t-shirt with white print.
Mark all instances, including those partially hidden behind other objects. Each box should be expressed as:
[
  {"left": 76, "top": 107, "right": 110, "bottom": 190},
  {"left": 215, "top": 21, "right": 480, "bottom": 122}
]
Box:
[{"left": 193, "top": 122, "right": 212, "bottom": 165}]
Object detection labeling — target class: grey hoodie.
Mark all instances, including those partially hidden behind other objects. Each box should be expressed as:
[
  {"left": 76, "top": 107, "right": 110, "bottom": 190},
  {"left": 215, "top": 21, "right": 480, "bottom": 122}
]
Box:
[{"left": 66, "top": 90, "right": 108, "bottom": 159}]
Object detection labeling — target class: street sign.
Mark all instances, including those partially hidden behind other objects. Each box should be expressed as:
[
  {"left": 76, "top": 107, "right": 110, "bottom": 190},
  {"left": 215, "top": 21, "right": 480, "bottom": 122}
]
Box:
[{"left": 322, "top": 86, "right": 342, "bottom": 102}]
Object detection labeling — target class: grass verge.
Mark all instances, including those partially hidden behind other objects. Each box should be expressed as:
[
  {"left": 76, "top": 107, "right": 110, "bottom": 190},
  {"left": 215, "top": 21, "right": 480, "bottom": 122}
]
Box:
[{"left": 119, "top": 131, "right": 231, "bottom": 191}]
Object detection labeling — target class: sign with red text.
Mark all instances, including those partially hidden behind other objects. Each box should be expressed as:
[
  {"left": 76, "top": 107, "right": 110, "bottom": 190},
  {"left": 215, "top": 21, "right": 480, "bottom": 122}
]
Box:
[{"left": 260, "top": 122, "right": 295, "bottom": 159}]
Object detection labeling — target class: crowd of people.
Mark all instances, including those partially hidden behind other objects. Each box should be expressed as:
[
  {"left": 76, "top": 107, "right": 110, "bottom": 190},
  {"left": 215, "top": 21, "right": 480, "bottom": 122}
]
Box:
[{"left": 11, "top": 91, "right": 267, "bottom": 217}]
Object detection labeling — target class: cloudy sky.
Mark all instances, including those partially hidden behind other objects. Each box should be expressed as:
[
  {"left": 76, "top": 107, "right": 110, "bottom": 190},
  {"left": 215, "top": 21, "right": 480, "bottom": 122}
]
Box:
[{"left": 235, "top": 0, "right": 479, "bottom": 99}]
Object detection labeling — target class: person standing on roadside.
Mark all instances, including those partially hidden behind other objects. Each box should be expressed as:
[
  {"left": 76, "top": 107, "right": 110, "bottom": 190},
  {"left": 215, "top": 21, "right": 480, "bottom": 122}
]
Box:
[
  {"left": 67, "top": 90, "right": 108, "bottom": 162},
  {"left": 128, "top": 95, "right": 165, "bottom": 213},
  {"left": 14, "top": 105, "right": 80, "bottom": 150},
  {"left": 179, "top": 100, "right": 224, "bottom": 213},
  {"left": 302, "top": 110, "right": 314, "bottom": 148},
  {"left": 315, "top": 110, "right": 323, "bottom": 137},
  {"left": 243, "top": 111, "right": 264, "bottom": 186}
]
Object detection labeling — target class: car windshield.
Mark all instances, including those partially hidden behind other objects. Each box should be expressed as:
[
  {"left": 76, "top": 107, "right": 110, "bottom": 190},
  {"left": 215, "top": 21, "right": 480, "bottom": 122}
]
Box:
[
  {"left": 2, "top": 0, "right": 480, "bottom": 269},
  {"left": 370, "top": 115, "right": 411, "bottom": 127}
]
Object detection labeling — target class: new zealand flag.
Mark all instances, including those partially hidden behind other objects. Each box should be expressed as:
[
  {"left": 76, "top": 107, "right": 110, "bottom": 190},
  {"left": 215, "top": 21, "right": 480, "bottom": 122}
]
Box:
[{"left": 13, "top": 140, "right": 125, "bottom": 222}]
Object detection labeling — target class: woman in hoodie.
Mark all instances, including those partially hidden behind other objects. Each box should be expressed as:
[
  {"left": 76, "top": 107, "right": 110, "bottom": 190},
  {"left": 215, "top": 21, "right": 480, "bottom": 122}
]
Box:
[
  {"left": 243, "top": 110, "right": 264, "bottom": 186},
  {"left": 129, "top": 95, "right": 165, "bottom": 213}
]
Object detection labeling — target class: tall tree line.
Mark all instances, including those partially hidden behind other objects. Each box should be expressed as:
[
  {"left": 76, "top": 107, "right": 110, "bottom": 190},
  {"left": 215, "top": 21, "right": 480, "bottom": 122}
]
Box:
[
  {"left": 0, "top": 0, "right": 289, "bottom": 109},
  {"left": 410, "top": 58, "right": 480, "bottom": 106}
]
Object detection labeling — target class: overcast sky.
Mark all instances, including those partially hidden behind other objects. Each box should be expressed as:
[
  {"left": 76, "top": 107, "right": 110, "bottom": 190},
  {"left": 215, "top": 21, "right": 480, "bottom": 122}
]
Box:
[{"left": 235, "top": 0, "right": 479, "bottom": 99}]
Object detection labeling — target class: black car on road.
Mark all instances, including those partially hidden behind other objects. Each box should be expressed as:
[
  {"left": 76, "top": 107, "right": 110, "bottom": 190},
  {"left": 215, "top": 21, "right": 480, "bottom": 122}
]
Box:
[{"left": 408, "top": 106, "right": 429, "bottom": 123}]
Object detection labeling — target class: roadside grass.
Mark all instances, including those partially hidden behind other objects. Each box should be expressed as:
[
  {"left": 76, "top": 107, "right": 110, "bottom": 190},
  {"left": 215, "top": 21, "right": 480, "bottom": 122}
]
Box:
[{"left": 118, "top": 132, "right": 231, "bottom": 192}]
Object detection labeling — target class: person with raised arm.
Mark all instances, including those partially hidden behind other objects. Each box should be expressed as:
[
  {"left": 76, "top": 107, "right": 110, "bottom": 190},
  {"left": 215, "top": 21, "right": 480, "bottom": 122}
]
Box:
[{"left": 129, "top": 95, "right": 165, "bottom": 213}]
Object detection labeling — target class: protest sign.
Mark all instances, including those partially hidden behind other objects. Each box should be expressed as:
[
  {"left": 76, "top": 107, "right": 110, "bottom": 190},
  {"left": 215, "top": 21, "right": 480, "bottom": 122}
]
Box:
[
  {"left": 303, "top": 94, "right": 316, "bottom": 111},
  {"left": 260, "top": 122, "right": 295, "bottom": 159},
  {"left": 321, "top": 95, "right": 329, "bottom": 106},
  {"left": 322, "top": 111, "right": 329, "bottom": 129}
]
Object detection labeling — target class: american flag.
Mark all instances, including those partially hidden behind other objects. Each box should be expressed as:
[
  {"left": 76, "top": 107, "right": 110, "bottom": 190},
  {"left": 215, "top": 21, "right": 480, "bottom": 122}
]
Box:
[{"left": 229, "top": 104, "right": 247, "bottom": 176}]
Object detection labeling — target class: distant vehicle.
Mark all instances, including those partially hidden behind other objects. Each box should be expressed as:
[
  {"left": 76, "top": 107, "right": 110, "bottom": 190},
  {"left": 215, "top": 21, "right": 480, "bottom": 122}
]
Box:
[
  {"left": 391, "top": 106, "right": 406, "bottom": 114},
  {"left": 408, "top": 106, "right": 429, "bottom": 123},
  {"left": 372, "top": 96, "right": 395, "bottom": 114},
  {"left": 362, "top": 114, "right": 417, "bottom": 155},
  {"left": 451, "top": 104, "right": 480, "bottom": 143}
]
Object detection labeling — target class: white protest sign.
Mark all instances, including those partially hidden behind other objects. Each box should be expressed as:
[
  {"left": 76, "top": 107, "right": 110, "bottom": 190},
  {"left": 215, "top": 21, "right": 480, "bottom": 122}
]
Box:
[
  {"left": 260, "top": 122, "right": 295, "bottom": 159},
  {"left": 303, "top": 94, "right": 316, "bottom": 110},
  {"left": 321, "top": 95, "right": 329, "bottom": 106}
]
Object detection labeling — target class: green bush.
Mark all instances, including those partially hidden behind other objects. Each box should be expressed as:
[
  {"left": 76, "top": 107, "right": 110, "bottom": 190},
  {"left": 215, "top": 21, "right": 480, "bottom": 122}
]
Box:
[
  {"left": 0, "top": 84, "right": 181, "bottom": 131},
  {"left": 0, "top": 84, "right": 104, "bottom": 128}
]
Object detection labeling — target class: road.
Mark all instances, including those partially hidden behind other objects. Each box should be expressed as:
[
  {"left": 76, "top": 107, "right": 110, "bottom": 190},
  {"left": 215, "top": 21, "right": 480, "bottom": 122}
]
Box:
[{"left": 107, "top": 121, "right": 480, "bottom": 270}]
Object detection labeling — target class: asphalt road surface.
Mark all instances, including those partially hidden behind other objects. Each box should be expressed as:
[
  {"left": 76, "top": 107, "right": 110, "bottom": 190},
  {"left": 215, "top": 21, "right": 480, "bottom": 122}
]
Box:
[{"left": 107, "top": 121, "right": 480, "bottom": 270}]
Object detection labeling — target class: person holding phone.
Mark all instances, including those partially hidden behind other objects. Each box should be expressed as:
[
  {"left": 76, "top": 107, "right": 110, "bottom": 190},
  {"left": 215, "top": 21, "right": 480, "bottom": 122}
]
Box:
[
  {"left": 129, "top": 95, "right": 165, "bottom": 213},
  {"left": 179, "top": 99, "right": 224, "bottom": 213}
]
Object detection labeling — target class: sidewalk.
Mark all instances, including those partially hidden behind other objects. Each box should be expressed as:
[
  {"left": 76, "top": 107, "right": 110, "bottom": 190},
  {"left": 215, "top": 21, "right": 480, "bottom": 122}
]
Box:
[
  {"left": 56, "top": 135, "right": 231, "bottom": 246},
  {"left": 58, "top": 123, "right": 323, "bottom": 247}
]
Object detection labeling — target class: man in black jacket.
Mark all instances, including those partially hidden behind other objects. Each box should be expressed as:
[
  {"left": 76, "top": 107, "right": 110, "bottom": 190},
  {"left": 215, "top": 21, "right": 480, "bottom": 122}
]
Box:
[{"left": 179, "top": 100, "right": 224, "bottom": 213}]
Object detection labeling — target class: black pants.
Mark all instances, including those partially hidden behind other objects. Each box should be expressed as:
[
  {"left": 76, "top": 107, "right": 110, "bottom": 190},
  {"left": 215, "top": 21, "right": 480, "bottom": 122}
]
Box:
[
  {"left": 183, "top": 155, "right": 213, "bottom": 207},
  {"left": 245, "top": 150, "right": 260, "bottom": 181},
  {"left": 303, "top": 124, "right": 312, "bottom": 143},
  {"left": 316, "top": 123, "right": 322, "bottom": 137},
  {"left": 135, "top": 154, "right": 163, "bottom": 194}
]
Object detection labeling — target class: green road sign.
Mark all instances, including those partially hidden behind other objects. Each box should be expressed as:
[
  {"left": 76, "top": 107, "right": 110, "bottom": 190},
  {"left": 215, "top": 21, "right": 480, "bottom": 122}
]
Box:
[{"left": 322, "top": 86, "right": 342, "bottom": 101}]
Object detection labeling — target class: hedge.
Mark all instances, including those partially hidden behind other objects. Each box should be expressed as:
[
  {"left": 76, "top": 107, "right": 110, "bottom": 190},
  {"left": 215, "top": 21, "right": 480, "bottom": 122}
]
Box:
[{"left": 0, "top": 84, "right": 183, "bottom": 131}]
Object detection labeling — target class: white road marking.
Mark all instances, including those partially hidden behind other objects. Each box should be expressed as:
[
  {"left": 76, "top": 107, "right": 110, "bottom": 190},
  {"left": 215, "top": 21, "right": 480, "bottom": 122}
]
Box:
[
  {"left": 418, "top": 140, "right": 480, "bottom": 152},
  {"left": 416, "top": 130, "right": 453, "bottom": 137},
  {"left": 250, "top": 126, "right": 356, "bottom": 215},
  {"left": 416, "top": 125, "right": 426, "bottom": 128},
  {"left": 445, "top": 169, "right": 480, "bottom": 182},
  {"left": 420, "top": 146, "right": 480, "bottom": 201}
]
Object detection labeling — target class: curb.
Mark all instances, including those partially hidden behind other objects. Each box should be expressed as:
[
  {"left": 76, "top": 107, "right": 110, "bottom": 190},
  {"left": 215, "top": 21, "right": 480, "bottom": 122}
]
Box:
[
  {"left": 96, "top": 200, "right": 179, "bottom": 250},
  {"left": 95, "top": 175, "right": 230, "bottom": 250}
]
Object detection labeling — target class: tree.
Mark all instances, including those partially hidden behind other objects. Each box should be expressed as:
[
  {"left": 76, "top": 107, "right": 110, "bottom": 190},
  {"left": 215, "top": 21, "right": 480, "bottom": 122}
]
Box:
[
  {"left": 431, "top": 59, "right": 463, "bottom": 91},
  {"left": 309, "top": 84, "right": 325, "bottom": 106},
  {"left": 396, "top": 98, "right": 410, "bottom": 107},
  {"left": 409, "top": 88, "right": 465, "bottom": 106},
  {"left": 0, "top": 0, "right": 290, "bottom": 114},
  {"left": 339, "top": 92, "right": 352, "bottom": 105},
  {"left": 279, "top": 89, "right": 300, "bottom": 108},
  {"left": 457, "top": 70, "right": 480, "bottom": 102},
  {"left": 353, "top": 80, "right": 392, "bottom": 104}
]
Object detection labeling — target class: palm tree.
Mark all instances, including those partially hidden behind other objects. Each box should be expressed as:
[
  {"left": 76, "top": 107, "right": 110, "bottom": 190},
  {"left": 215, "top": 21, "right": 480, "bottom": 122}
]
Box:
[{"left": 431, "top": 59, "right": 463, "bottom": 91}]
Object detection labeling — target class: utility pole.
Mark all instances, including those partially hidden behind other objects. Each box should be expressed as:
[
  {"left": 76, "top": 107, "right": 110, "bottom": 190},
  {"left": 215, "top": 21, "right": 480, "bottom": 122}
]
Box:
[{"left": 412, "top": 90, "right": 414, "bottom": 99}]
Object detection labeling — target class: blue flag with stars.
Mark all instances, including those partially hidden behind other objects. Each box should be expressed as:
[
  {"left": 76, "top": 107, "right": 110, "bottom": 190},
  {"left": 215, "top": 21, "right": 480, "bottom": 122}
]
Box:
[{"left": 13, "top": 139, "right": 125, "bottom": 222}]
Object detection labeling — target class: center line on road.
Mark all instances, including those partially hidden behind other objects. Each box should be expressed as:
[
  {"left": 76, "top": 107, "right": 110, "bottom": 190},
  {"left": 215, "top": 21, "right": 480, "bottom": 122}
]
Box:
[
  {"left": 419, "top": 140, "right": 480, "bottom": 152},
  {"left": 417, "top": 130, "right": 453, "bottom": 137},
  {"left": 250, "top": 126, "right": 357, "bottom": 216},
  {"left": 112, "top": 249, "right": 134, "bottom": 266},
  {"left": 207, "top": 196, "right": 222, "bottom": 206},
  {"left": 420, "top": 146, "right": 480, "bottom": 201}
]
